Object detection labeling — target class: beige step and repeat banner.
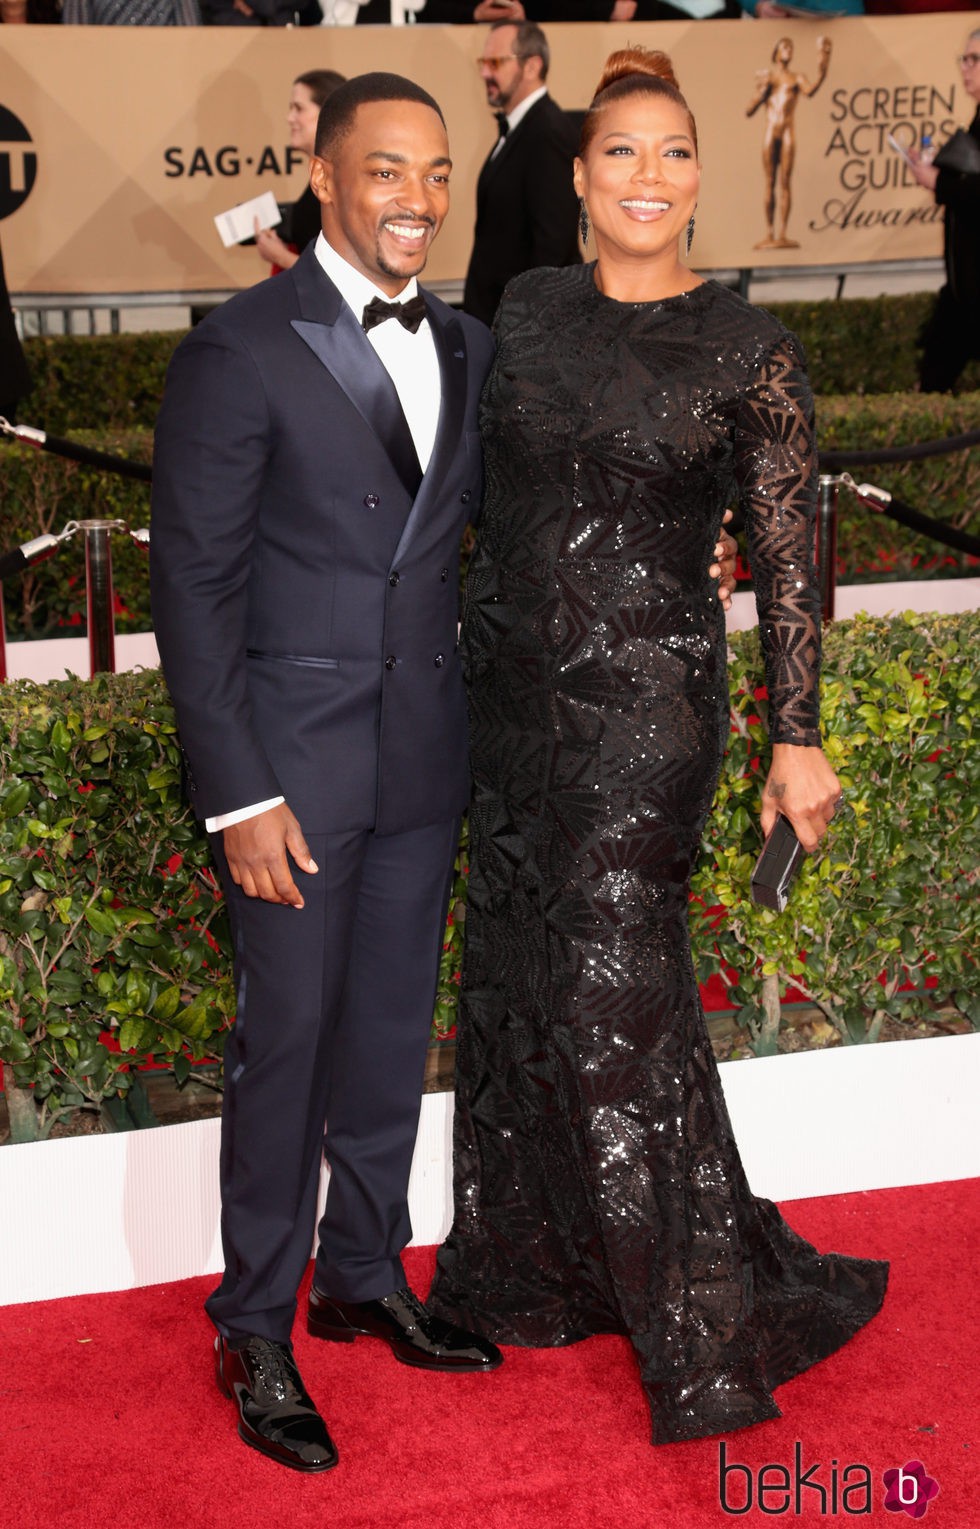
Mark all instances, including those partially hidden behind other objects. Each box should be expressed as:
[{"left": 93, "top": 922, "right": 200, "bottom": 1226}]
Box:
[{"left": 0, "top": 14, "right": 974, "bottom": 296}]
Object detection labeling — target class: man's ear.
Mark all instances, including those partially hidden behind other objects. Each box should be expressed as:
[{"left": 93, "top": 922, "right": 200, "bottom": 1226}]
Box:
[
  {"left": 309, "top": 155, "right": 333, "bottom": 208},
  {"left": 527, "top": 53, "right": 545, "bottom": 87}
]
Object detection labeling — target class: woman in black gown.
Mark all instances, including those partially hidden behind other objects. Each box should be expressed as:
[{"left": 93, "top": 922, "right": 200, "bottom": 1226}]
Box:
[{"left": 429, "top": 47, "right": 888, "bottom": 1445}]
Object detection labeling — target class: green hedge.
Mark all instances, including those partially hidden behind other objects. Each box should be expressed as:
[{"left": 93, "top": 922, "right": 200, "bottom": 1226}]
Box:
[
  {"left": 14, "top": 294, "right": 980, "bottom": 428},
  {"left": 767, "top": 292, "right": 980, "bottom": 396},
  {"left": 19, "top": 333, "right": 178, "bottom": 434},
  {"left": 812, "top": 392, "right": 980, "bottom": 583},
  {"left": 2, "top": 391, "right": 978, "bottom": 640},
  {"left": 692, "top": 610, "right": 980, "bottom": 1052},
  {"left": 0, "top": 431, "right": 152, "bottom": 640},
  {"left": 2, "top": 612, "right": 977, "bottom": 1139},
  {"left": 2, "top": 293, "right": 977, "bottom": 640}
]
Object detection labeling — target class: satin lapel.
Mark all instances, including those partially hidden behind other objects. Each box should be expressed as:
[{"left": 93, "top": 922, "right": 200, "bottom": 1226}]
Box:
[
  {"left": 289, "top": 255, "right": 422, "bottom": 499},
  {"left": 389, "top": 304, "right": 468, "bottom": 569}
]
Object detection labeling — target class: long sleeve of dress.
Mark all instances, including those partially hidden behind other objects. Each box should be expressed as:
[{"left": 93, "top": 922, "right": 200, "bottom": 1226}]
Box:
[{"left": 734, "top": 333, "right": 822, "bottom": 747}]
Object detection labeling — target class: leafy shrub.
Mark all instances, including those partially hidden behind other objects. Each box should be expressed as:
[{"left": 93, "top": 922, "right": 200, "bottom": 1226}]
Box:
[
  {"left": 0, "top": 671, "right": 231, "bottom": 1139},
  {"left": 693, "top": 611, "right": 980, "bottom": 1052},
  {"left": 0, "top": 431, "right": 152, "bottom": 640},
  {"left": 3, "top": 389, "right": 978, "bottom": 643},
  {"left": 2, "top": 613, "right": 977, "bottom": 1140},
  {"left": 15, "top": 294, "right": 980, "bottom": 434},
  {"left": 815, "top": 393, "right": 980, "bottom": 582},
  {"left": 19, "top": 334, "right": 177, "bottom": 433}
]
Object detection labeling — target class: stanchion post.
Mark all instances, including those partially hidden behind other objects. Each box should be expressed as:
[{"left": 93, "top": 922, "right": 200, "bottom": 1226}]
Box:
[
  {"left": 816, "top": 474, "right": 838, "bottom": 624},
  {"left": 81, "top": 521, "right": 117, "bottom": 676}
]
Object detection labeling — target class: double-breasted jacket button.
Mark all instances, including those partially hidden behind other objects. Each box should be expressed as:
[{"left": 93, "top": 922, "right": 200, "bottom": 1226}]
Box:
[
  {"left": 364, "top": 493, "right": 380, "bottom": 509},
  {"left": 440, "top": 567, "right": 449, "bottom": 582},
  {"left": 389, "top": 572, "right": 400, "bottom": 587},
  {"left": 460, "top": 489, "right": 472, "bottom": 505},
  {"left": 384, "top": 655, "right": 396, "bottom": 671},
  {"left": 434, "top": 653, "right": 445, "bottom": 667}
]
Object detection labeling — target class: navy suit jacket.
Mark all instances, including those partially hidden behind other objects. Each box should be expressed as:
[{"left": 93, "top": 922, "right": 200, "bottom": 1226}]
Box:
[{"left": 150, "top": 246, "right": 494, "bottom": 836}]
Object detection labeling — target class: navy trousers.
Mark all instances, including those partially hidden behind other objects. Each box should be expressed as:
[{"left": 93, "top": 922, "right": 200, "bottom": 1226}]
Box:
[{"left": 204, "top": 816, "right": 460, "bottom": 1344}]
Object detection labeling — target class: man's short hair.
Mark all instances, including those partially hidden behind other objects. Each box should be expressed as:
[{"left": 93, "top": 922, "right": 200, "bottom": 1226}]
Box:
[
  {"left": 314, "top": 73, "right": 446, "bottom": 159},
  {"left": 490, "top": 18, "right": 550, "bottom": 80}
]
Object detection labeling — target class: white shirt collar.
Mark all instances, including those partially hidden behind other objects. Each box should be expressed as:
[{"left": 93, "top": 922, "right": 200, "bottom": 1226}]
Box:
[
  {"left": 505, "top": 85, "right": 548, "bottom": 136},
  {"left": 314, "top": 232, "right": 421, "bottom": 321}
]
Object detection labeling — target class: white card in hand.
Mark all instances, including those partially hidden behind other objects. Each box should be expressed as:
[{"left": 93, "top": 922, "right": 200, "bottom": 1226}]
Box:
[{"left": 214, "top": 191, "right": 282, "bottom": 248}]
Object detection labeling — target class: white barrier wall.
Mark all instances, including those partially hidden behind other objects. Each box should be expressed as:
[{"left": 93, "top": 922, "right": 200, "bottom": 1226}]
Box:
[{"left": 1, "top": 1034, "right": 977, "bottom": 1307}]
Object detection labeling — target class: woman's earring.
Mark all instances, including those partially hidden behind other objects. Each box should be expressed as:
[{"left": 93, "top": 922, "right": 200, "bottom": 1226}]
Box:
[
  {"left": 579, "top": 198, "right": 590, "bottom": 245},
  {"left": 686, "top": 213, "right": 696, "bottom": 256}
]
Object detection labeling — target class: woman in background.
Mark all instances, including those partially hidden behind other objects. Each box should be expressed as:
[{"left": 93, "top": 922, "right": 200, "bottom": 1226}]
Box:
[
  {"left": 430, "top": 47, "right": 888, "bottom": 1446},
  {"left": 255, "top": 69, "right": 345, "bottom": 275}
]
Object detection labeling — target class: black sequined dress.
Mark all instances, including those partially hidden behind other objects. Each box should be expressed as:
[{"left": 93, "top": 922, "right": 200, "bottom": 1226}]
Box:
[{"left": 428, "top": 266, "right": 888, "bottom": 1445}]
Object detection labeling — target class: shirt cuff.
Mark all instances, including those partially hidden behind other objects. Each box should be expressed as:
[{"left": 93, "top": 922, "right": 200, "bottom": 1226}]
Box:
[{"left": 206, "top": 796, "right": 285, "bottom": 833}]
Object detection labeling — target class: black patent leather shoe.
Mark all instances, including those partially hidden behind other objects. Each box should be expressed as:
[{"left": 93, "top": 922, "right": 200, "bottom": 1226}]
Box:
[
  {"left": 215, "top": 1334, "right": 338, "bottom": 1472},
  {"left": 307, "top": 1285, "right": 503, "bottom": 1373}
]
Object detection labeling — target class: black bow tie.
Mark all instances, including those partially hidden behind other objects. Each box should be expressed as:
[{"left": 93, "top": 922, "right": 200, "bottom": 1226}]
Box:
[
  {"left": 361, "top": 294, "right": 427, "bottom": 334},
  {"left": 494, "top": 112, "right": 509, "bottom": 139}
]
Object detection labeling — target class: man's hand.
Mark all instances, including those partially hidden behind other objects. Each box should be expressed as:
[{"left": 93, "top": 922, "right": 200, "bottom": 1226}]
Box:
[
  {"left": 710, "top": 509, "right": 739, "bottom": 610},
  {"left": 223, "top": 803, "right": 318, "bottom": 909}
]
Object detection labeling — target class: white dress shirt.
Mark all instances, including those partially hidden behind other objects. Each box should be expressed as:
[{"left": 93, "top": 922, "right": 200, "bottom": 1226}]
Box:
[{"left": 206, "top": 235, "right": 443, "bottom": 833}]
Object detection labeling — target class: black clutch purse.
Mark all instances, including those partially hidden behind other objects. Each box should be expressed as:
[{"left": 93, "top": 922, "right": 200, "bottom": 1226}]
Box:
[
  {"left": 934, "top": 129, "right": 980, "bottom": 177},
  {"left": 750, "top": 814, "right": 806, "bottom": 912}
]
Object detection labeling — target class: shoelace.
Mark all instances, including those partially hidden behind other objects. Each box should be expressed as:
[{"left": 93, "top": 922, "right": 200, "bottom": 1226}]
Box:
[
  {"left": 383, "top": 1288, "right": 430, "bottom": 1329},
  {"left": 245, "top": 1338, "right": 298, "bottom": 1402}
]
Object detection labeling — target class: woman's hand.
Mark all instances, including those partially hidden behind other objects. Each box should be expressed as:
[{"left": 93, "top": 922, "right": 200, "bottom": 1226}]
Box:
[
  {"left": 908, "top": 149, "right": 939, "bottom": 193},
  {"left": 761, "top": 742, "right": 842, "bottom": 854},
  {"left": 254, "top": 218, "right": 298, "bottom": 271},
  {"left": 710, "top": 510, "right": 739, "bottom": 610}
]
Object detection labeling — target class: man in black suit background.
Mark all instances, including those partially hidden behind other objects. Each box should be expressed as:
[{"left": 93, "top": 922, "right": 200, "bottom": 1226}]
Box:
[
  {"left": 150, "top": 73, "right": 502, "bottom": 1476},
  {"left": 0, "top": 238, "right": 30, "bottom": 423},
  {"left": 463, "top": 19, "right": 581, "bottom": 326}
]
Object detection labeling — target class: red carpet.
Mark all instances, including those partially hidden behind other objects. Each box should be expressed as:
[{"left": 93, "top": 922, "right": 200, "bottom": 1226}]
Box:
[{"left": 1, "top": 1180, "right": 975, "bottom": 1528}]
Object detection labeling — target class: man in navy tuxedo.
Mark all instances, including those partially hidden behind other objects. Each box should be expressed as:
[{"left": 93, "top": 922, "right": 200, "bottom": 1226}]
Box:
[{"left": 151, "top": 74, "right": 502, "bottom": 1474}]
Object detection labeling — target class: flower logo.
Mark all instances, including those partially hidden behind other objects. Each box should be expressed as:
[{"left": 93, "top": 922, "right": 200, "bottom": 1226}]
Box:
[{"left": 883, "top": 1460, "right": 940, "bottom": 1519}]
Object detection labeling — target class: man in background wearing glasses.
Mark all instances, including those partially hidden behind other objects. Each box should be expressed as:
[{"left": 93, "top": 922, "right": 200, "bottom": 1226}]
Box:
[
  {"left": 911, "top": 34, "right": 980, "bottom": 393},
  {"left": 462, "top": 19, "right": 581, "bottom": 325}
]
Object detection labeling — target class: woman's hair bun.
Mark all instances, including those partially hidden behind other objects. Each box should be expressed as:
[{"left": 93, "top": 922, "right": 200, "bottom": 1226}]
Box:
[{"left": 593, "top": 48, "right": 680, "bottom": 99}]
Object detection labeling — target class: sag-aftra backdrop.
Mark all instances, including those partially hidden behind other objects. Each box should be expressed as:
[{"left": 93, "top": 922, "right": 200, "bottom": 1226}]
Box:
[{"left": 0, "top": 14, "right": 973, "bottom": 296}]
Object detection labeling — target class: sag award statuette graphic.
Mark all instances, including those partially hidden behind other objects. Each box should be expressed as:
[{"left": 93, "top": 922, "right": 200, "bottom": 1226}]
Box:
[{"left": 746, "top": 35, "right": 832, "bottom": 250}]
